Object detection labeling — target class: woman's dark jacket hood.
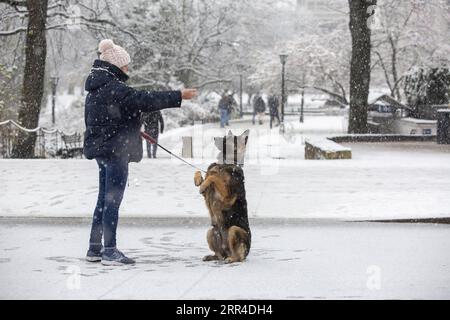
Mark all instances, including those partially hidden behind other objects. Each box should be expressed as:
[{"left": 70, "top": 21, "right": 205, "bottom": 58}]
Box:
[
  {"left": 83, "top": 59, "right": 182, "bottom": 162},
  {"left": 85, "top": 59, "right": 129, "bottom": 92}
]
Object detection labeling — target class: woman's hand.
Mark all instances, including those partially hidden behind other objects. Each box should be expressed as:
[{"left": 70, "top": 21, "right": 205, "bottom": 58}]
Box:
[{"left": 182, "top": 89, "right": 198, "bottom": 100}]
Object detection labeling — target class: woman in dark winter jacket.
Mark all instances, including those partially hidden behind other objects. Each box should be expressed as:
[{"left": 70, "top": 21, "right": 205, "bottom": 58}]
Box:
[
  {"left": 84, "top": 39, "right": 196, "bottom": 265},
  {"left": 142, "top": 110, "right": 164, "bottom": 158}
]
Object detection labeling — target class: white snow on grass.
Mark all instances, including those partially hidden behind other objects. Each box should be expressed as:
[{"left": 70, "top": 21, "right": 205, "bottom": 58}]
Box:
[
  {"left": 0, "top": 117, "right": 450, "bottom": 220},
  {"left": 1, "top": 115, "right": 449, "bottom": 220}
]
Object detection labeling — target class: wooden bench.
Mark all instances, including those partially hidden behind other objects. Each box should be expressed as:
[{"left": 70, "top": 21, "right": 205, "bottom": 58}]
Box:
[
  {"left": 305, "top": 138, "right": 352, "bottom": 160},
  {"left": 60, "top": 133, "right": 83, "bottom": 158}
]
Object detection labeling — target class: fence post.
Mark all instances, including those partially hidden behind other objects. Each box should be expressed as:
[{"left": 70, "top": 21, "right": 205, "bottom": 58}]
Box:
[
  {"left": 0, "top": 124, "right": 4, "bottom": 158},
  {"left": 7, "top": 122, "right": 11, "bottom": 158},
  {"left": 54, "top": 131, "right": 58, "bottom": 156},
  {"left": 42, "top": 129, "right": 46, "bottom": 158},
  {"left": 182, "top": 136, "right": 193, "bottom": 158}
]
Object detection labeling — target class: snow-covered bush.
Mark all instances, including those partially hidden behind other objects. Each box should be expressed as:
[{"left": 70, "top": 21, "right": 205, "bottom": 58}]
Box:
[
  {"left": 404, "top": 67, "right": 450, "bottom": 118},
  {"left": 162, "top": 92, "right": 220, "bottom": 130},
  {"left": 0, "top": 64, "right": 20, "bottom": 121}
]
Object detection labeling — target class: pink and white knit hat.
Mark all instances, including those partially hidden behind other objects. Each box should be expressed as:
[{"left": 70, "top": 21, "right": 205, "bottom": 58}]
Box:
[{"left": 98, "top": 39, "right": 131, "bottom": 69}]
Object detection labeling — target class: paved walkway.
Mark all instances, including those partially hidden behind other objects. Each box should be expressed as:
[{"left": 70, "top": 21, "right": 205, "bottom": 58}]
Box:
[{"left": 1, "top": 219, "right": 449, "bottom": 299}]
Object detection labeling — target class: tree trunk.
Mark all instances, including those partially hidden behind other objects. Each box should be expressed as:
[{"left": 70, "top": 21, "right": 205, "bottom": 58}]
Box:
[
  {"left": 390, "top": 39, "right": 401, "bottom": 100},
  {"left": 348, "top": 0, "right": 376, "bottom": 134},
  {"left": 11, "top": 0, "right": 48, "bottom": 158}
]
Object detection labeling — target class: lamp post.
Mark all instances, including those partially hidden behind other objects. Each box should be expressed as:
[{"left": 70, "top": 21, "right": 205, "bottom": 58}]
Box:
[
  {"left": 239, "top": 74, "right": 243, "bottom": 118},
  {"left": 279, "top": 54, "right": 288, "bottom": 133},
  {"left": 50, "top": 76, "right": 59, "bottom": 125},
  {"left": 300, "top": 73, "right": 306, "bottom": 123},
  {"left": 237, "top": 64, "right": 245, "bottom": 119},
  {"left": 300, "top": 87, "right": 305, "bottom": 123}
]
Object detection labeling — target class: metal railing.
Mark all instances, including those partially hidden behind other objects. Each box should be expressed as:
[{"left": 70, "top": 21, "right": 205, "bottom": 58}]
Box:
[{"left": 0, "top": 119, "right": 81, "bottom": 159}]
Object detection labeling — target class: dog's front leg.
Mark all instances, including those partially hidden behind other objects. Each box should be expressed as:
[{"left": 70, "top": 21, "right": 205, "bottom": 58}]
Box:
[
  {"left": 196, "top": 173, "right": 221, "bottom": 195},
  {"left": 198, "top": 176, "right": 214, "bottom": 194},
  {"left": 194, "top": 171, "right": 204, "bottom": 187},
  {"left": 202, "top": 176, "right": 236, "bottom": 206}
]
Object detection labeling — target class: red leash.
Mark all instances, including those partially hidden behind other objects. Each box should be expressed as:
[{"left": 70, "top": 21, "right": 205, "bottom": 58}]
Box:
[{"left": 140, "top": 131, "right": 157, "bottom": 144}]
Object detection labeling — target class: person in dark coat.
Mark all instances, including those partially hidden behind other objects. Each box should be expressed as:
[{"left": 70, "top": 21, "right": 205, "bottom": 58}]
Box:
[
  {"left": 252, "top": 94, "right": 266, "bottom": 125},
  {"left": 142, "top": 111, "right": 164, "bottom": 158},
  {"left": 84, "top": 39, "right": 197, "bottom": 265},
  {"left": 226, "top": 94, "right": 237, "bottom": 125},
  {"left": 268, "top": 94, "right": 281, "bottom": 129},
  {"left": 218, "top": 94, "right": 236, "bottom": 128},
  {"left": 218, "top": 94, "right": 230, "bottom": 128}
]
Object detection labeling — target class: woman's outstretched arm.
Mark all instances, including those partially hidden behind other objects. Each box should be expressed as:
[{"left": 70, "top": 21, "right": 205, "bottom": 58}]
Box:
[{"left": 117, "top": 84, "right": 197, "bottom": 113}]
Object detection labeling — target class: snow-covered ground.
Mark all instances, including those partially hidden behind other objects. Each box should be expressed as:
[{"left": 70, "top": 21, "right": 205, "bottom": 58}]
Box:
[
  {"left": 1, "top": 219, "right": 449, "bottom": 299},
  {"left": 2, "top": 114, "right": 449, "bottom": 300},
  {"left": 1, "top": 115, "right": 449, "bottom": 220}
]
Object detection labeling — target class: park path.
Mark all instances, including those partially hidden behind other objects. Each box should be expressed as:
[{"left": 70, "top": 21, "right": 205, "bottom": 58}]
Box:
[{"left": 1, "top": 219, "right": 449, "bottom": 299}]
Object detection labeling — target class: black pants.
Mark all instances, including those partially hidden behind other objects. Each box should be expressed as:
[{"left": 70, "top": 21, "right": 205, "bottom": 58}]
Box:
[
  {"left": 270, "top": 113, "right": 281, "bottom": 129},
  {"left": 146, "top": 140, "right": 158, "bottom": 158}
]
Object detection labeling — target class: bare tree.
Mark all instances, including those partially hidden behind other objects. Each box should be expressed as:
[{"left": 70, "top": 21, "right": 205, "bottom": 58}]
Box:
[
  {"left": 371, "top": 0, "right": 449, "bottom": 101},
  {"left": 105, "top": 0, "right": 242, "bottom": 91},
  {"left": 247, "top": 22, "right": 351, "bottom": 107},
  {"left": 348, "top": 0, "right": 376, "bottom": 134},
  {"left": 0, "top": 0, "right": 131, "bottom": 157},
  {"left": 0, "top": 0, "right": 48, "bottom": 158}
]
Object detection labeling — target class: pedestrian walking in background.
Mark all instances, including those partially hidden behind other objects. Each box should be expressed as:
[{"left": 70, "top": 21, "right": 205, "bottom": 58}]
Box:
[
  {"left": 253, "top": 94, "right": 266, "bottom": 125},
  {"left": 268, "top": 94, "right": 281, "bottom": 129},
  {"left": 218, "top": 94, "right": 233, "bottom": 128},
  {"left": 252, "top": 94, "right": 258, "bottom": 125},
  {"left": 225, "top": 94, "right": 237, "bottom": 126},
  {"left": 142, "top": 111, "right": 164, "bottom": 158}
]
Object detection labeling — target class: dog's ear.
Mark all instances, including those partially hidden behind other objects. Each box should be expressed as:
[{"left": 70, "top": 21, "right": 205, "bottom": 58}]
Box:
[
  {"left": 240, "top": 130, "right": 250, "bottom": 145},
  {"left": 207, "top": 162, "right": 218, "bottom": 171}
]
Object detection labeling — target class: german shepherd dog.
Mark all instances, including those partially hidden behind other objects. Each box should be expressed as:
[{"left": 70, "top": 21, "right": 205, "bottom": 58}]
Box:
[{"left": 194, "top": 130, "right": 251, "bottom": 263}]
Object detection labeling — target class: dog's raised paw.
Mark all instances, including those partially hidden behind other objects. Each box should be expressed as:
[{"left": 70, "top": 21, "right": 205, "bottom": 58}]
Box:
[{"left": 194, "top": 171, "right": 203, "bottom": 186}]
